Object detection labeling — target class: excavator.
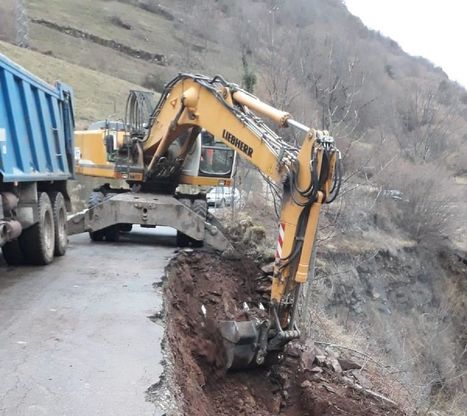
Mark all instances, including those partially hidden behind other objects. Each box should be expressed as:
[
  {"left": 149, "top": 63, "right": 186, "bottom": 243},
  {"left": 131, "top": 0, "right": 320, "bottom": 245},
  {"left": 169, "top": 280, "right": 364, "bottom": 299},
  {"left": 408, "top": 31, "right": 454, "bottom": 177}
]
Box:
[{"left": 69, "top": 73, "right": 342, "bottom": 369}]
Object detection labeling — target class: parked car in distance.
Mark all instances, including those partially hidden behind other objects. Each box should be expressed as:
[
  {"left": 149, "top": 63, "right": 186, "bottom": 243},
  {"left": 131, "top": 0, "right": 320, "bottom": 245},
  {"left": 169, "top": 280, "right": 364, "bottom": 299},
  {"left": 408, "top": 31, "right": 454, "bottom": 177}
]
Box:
[{"left": 206, "top": 186, "right": 241, "bottom": 207}]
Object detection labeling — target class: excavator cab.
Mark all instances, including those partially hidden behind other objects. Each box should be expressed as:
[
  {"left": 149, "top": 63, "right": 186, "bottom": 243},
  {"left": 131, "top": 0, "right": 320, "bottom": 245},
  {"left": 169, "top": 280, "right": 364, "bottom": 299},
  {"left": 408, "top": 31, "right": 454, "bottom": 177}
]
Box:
[{"left": 180, "top": 130, "right": 236, "bottom": 187}]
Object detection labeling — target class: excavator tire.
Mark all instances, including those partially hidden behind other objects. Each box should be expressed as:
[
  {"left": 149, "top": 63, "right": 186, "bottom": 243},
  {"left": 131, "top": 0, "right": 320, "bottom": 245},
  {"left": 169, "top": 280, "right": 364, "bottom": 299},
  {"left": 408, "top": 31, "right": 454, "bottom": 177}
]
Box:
[
  {"left": 88, "top": 192, "right": 105, "bottom": 242},
  {"left": 2, "top": 240, "right": 25, "bottom": 266},
  {"left": 176, "top": 198, "right": 204, "bottom": 248},
  {"left": 104, "top": 226, "right": 120, "bottom": 242},
  {"left": 119, "top": 223, "right": 133, "bottom": 233},
  {"left": 192, "top": 199, "right": 207, "bottom": 219},
  {"left": 176, "top": 231, "right": 203, "bottom": 248}
]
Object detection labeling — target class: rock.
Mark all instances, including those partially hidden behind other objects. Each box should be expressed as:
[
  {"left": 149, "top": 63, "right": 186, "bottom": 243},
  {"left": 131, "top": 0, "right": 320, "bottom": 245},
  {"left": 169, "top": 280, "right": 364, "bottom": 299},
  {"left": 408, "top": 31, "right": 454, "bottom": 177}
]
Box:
[
  {"left": 338, "top": 357, "right": 362, "bottom": 371},
  {"left": 235, "top": 398, "right": 244, "bottom": 408},
  {"left": 300, "top": 345, "right": 323, "bottom": 371},
  {"left": 376, "top": 304, "right": 391, "bottom": 315},
  {"left": 306, "top": 366, "right": 323, "bottom": 374},
  {"left": 300, "top": 380, "right": 313, "bottom": 389},
  {"left": 325, "top": 357, "right": 342, "bottom": 373},
  {"left": 350, "top": 369, "right": 373, "bottom": 389},
  {"left": 322, "top": 383, "right": 337, "bottom": 393},
  {"left": 352, "top": 304, "right": 363, "bottom": 314},
  {"left": 244, "top": 392, "right": 256, "bottom": 408},
  {"left": 270, "top": 396, "right": 282, "bottom": 414},
  {"left": 261, "top": 262, "right": 275, "bottom": 274},
  {"left": 315, "top": 354, "right": 327, "bottom": 366},
  {"left": 285, "top": 342, "right": 301, "bottom": 358}
]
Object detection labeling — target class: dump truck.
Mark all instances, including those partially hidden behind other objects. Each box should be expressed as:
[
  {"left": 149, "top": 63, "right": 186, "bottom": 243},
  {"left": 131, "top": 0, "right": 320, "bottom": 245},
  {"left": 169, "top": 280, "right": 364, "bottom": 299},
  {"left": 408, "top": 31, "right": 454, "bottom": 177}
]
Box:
[{"left": 0, "top": 53, "right": 75, "bottom": 265}]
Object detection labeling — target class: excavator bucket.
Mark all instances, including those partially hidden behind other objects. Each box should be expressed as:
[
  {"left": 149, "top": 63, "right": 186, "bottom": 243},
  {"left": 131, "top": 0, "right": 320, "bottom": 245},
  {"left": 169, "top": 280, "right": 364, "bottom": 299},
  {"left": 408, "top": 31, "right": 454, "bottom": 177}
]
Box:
[{"left": 218, "top": 320, "right": 264, "bottom": 369}]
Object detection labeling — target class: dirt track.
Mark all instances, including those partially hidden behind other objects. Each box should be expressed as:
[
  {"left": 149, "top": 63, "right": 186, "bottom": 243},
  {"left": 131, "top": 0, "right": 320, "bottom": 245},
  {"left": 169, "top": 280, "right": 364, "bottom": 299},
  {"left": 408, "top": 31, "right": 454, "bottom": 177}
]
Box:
[{"left": 165, "top": 250, "right": 406, "bottom": 416}]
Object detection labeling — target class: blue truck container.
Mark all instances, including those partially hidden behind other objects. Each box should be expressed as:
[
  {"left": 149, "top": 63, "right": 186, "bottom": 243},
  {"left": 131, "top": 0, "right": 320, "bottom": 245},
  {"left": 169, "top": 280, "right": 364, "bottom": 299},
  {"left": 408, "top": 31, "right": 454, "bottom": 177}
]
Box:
[{"left": 0, "top": 53, "right": 75, "bottom": 266}]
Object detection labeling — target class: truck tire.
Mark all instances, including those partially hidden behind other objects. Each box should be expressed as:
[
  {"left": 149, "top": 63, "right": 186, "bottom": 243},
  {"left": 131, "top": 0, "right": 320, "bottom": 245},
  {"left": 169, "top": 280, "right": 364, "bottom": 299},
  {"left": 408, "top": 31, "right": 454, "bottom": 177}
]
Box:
[
  {"left": 2, "top": 240, "right": 25, "bottom": 266},
  {"left": 192, "top": 199, "right": 208, "bottom": 219},
  {"left": 88, "top": 192, "right": 105, "bottom": 241},
  {"left": 20, "top": 192, "right": 55, "bottom": 265},
  {"left": 50, "top": 192, "right": 68, "bottom": 256}
]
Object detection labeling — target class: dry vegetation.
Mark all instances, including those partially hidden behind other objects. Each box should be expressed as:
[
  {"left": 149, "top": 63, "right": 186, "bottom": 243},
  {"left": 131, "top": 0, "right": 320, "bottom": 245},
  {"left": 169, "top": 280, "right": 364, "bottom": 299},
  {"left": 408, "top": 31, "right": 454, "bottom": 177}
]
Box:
[{"left": 0, "top": 1, "right": 16, "bottom": 44}]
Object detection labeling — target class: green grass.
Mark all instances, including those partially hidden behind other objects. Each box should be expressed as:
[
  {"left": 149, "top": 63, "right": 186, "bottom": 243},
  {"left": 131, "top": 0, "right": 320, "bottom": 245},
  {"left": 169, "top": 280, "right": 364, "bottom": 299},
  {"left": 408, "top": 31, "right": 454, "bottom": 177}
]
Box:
[
  {"left": 25, "top": 0, "right": 242, "bottom": 87},
  {"left": 0, "top": 41, "right": 146, "bottom": 127}
]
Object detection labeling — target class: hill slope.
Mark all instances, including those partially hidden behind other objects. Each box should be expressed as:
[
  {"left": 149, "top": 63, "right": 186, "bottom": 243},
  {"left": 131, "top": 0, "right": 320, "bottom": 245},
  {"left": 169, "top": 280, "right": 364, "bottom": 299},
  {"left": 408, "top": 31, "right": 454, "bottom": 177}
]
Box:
[{"left": 0, "top": 40, "right": 142, "bottom": 127}]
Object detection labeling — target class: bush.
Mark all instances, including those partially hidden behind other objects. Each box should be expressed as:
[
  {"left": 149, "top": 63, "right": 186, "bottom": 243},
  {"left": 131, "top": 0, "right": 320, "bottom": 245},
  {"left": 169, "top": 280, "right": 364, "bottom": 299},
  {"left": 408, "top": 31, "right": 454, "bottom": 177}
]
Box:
[
  {"left": 379, "top": 162, "right": 454, "bottom": 243},
  {"left": 142, "top": 73, "right": 166, "bottom": 92}
]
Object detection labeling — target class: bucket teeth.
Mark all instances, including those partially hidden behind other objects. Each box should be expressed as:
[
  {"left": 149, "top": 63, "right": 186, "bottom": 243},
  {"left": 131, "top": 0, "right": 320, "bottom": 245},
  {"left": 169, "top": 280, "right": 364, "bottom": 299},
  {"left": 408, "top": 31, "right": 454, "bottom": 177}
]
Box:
[
  {"left": 201, "top": 304, "right": 207, "bottom": 318},
  {"left": 259, "top": 303, "right": 265, "bottom": 310},
  {"left": 243, "top": 302, "right": 250, "bottom": 311}
]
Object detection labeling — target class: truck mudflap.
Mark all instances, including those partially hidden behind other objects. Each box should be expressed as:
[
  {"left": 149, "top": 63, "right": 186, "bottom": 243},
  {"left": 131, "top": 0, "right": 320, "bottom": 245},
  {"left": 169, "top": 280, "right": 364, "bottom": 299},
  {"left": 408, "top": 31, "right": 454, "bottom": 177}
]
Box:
[{"left": 67, "top": 192, "right": 232, "bottom": 251}]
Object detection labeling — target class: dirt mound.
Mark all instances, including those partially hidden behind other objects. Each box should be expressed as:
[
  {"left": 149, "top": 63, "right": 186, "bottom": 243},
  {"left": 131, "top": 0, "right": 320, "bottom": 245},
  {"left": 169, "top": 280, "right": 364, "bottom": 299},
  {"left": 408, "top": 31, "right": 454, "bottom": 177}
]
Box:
[{"left": 164, "top": 249, "right": 406, "bottom": 415}]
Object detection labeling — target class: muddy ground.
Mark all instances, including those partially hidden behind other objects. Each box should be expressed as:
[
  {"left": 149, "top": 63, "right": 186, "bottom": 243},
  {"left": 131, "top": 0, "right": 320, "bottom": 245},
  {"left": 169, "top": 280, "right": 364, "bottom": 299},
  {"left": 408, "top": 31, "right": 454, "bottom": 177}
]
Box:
[{"left": 164, "top": 249, "right": 406, "bottom": 416}]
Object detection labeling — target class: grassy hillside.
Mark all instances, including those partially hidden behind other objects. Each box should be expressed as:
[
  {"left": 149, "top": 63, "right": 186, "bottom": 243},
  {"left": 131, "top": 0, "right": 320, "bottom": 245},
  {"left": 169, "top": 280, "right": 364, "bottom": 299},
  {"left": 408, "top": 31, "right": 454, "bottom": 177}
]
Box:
[
  {"left": 0, "top": 41, "right": 143, "bottom": 128},
  {"left": 25, "top": 0, "right": 242, "bottom": 86}
]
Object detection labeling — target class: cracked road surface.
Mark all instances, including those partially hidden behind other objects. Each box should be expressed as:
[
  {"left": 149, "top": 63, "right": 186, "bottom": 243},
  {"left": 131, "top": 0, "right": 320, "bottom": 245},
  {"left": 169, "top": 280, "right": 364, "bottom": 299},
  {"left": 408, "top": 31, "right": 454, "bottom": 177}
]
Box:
[{"left": 0, "top": 227, "right": 176, "bottom": 416}]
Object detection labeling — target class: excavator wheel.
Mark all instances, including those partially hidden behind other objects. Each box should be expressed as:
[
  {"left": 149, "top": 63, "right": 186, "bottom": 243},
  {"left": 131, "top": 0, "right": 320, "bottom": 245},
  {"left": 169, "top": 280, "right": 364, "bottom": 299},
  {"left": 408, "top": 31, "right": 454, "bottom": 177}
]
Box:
[
  {"left": 87, "top": 192, "right": 105, "bottom": 241},
  {"left": 192, "top": 199, "right": 207, "bottom": 218},
  {"left": 104, "top": 226, "right": 120, "bottom": 242},
  {"left": 176, "top": 197, "right": 204, "bottom": 248},
  {"left": 176, "top": 231, "right": 203, "bottom": 248}
]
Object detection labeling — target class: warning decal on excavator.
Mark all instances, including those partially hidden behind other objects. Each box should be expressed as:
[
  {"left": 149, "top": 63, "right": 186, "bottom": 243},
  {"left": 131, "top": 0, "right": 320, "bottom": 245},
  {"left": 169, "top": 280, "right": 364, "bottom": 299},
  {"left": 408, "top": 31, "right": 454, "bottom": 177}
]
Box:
[
  {"left": 275, "top": 223, "right": 285, "bottom": 259},
  {"left": 222, "top": 129, "right": 254, "bottom": 157}
]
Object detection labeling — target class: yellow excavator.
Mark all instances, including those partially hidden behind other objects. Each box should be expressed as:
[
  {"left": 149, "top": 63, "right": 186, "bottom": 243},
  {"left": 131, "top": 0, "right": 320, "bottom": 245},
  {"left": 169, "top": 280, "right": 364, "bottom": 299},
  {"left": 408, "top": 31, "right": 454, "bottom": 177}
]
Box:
[{"left": 69, "top": 73, "right": 342, "bottom": 368}]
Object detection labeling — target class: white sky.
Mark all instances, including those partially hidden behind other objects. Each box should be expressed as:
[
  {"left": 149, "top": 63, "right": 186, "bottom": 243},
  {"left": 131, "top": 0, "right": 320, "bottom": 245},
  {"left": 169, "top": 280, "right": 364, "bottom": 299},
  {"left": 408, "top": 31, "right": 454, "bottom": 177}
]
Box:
[{"left": 344, "top": 0, "right": 467, "bottom": 88}]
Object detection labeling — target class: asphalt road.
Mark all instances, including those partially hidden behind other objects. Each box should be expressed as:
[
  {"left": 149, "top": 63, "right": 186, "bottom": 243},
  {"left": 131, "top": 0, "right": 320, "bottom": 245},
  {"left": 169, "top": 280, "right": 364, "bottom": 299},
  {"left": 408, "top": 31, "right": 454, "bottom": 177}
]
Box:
[{"left": 0, "top": 227, "right": 176, "bottom": 416}]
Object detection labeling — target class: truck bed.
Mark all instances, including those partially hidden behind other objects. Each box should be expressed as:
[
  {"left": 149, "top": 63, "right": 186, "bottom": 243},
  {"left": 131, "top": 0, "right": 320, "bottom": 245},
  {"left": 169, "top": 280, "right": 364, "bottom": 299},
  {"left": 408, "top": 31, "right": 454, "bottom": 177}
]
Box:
[{"left": 0, "top": 53, "right": 74, "bottom": 183}]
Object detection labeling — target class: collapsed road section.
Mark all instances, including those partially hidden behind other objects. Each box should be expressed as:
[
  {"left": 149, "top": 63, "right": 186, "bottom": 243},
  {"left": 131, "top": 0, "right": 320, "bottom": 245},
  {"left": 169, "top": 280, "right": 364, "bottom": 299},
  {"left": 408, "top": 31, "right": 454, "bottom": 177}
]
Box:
[{"left": 163, "top": 249, "right": 407, "bottom": 416}]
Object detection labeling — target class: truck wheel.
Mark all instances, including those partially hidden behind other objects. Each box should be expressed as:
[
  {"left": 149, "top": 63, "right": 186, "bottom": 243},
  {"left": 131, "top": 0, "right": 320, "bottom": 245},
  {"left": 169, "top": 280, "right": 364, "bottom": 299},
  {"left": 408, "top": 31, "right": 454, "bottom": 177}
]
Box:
[
  {"left": 20, "top": 192, "right": 55, "bottom": 265},
  {"left": 2, "top": 240, "right": 25, "bottom": 266},
  {"left": 50, "top": 192, "right": 68, "bottom": 256},
  {"left": 88, "top": 192, "right": 105, "bottom": 241},
  {"left": 192, "top": 199, "right": 207, "bottom": 219}
]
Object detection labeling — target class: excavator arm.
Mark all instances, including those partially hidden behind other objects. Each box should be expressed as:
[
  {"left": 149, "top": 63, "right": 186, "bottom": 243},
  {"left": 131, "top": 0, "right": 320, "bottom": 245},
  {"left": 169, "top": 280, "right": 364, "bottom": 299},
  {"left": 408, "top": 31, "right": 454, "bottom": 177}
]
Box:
[{"left": 137, "top": 74, "right": 342, "bottom": 367}]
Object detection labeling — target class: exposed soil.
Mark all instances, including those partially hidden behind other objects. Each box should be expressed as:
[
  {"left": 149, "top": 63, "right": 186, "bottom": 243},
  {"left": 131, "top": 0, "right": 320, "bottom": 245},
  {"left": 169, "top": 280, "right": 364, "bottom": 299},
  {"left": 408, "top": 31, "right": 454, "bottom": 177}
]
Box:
[{"left": 165, "top": 249, "right": 406, "bottom": 416}]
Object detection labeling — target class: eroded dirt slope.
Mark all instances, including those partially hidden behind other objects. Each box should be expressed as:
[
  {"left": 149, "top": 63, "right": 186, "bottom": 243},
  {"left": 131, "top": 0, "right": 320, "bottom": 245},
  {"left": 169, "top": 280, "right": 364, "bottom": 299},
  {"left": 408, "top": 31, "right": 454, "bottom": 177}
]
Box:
[{"left": 164, "top": 250, "right": 406, "bottom": 416}]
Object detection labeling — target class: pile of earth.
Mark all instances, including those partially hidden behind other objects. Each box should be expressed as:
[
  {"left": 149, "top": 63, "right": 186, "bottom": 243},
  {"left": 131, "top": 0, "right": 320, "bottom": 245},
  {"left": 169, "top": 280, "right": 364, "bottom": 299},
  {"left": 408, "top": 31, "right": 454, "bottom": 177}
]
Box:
[{"left": 163, "top": 249, "right": 406, "bottom": 416}]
